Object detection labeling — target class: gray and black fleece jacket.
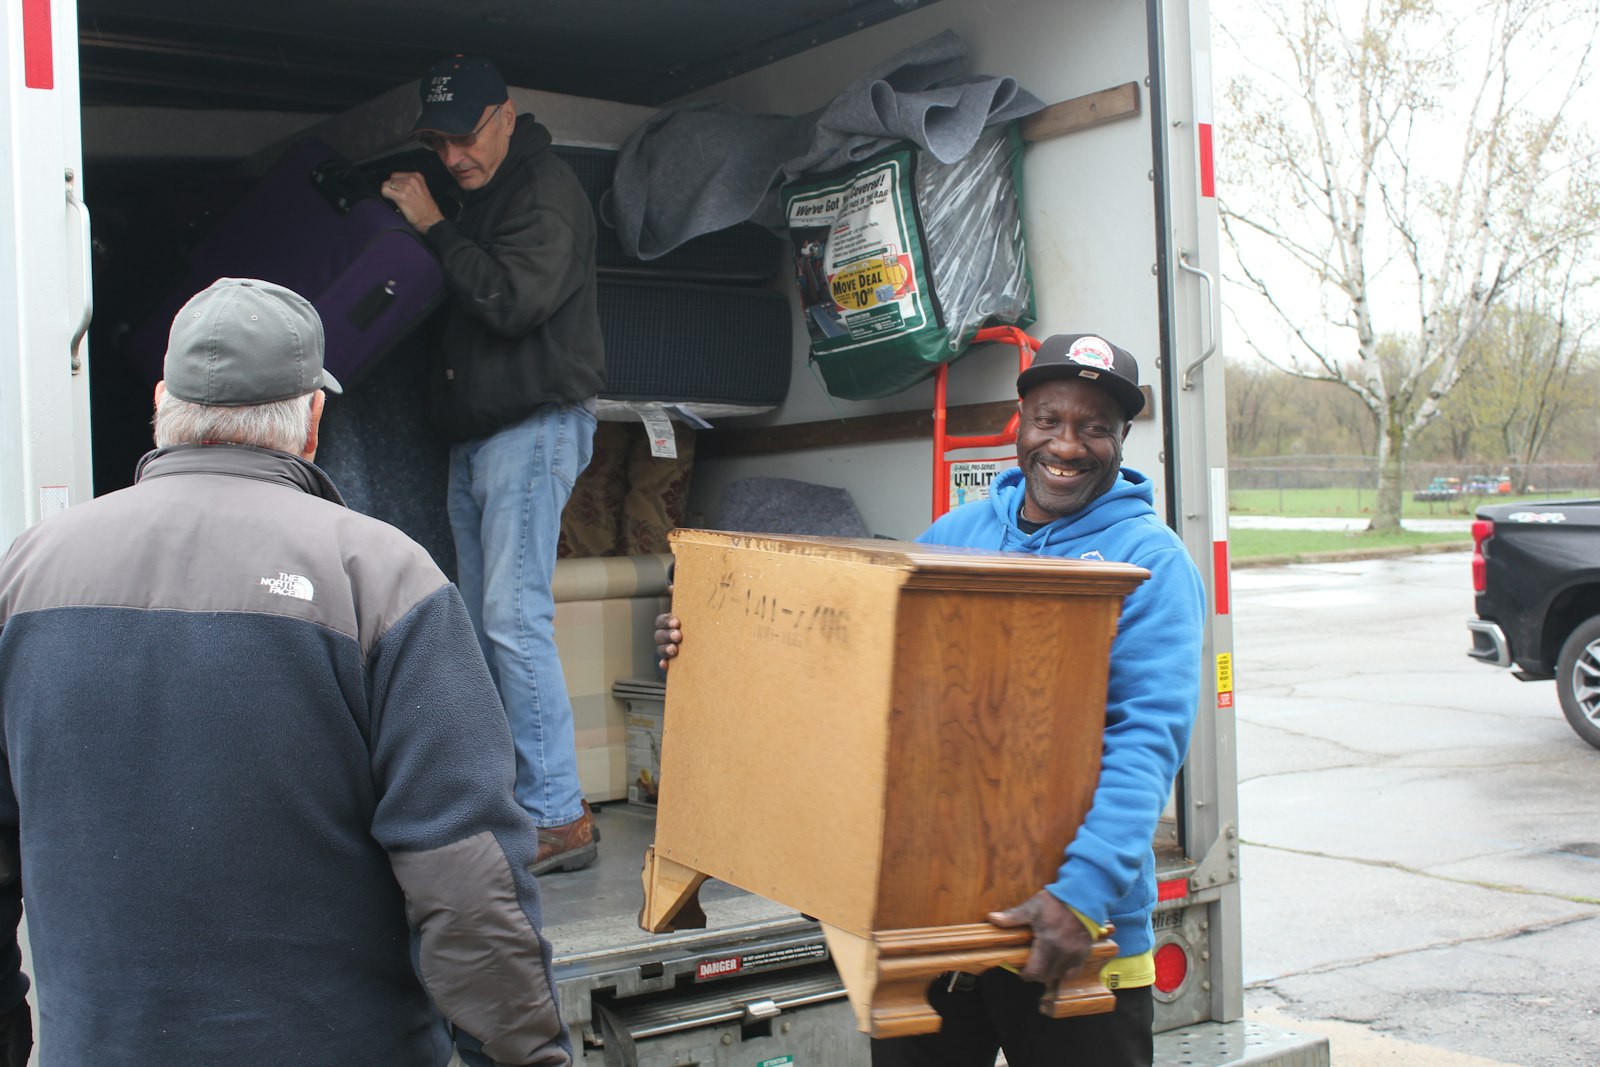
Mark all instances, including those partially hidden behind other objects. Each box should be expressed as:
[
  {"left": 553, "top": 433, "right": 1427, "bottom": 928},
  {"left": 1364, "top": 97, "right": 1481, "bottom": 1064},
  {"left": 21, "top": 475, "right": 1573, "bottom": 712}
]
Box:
[
  {"left": 0, "top": 444, "right": 571, "bottom": 1067},
  {"left": 424, "top": 114, "right": 606, "bottom": 443}
]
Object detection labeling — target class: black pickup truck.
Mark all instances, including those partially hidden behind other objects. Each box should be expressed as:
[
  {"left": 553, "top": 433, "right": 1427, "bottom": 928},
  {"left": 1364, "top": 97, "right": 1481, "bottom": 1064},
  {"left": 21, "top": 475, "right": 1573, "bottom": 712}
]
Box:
[{"left": 1467, "top": 498, "right": 1600, "bottom": 749}]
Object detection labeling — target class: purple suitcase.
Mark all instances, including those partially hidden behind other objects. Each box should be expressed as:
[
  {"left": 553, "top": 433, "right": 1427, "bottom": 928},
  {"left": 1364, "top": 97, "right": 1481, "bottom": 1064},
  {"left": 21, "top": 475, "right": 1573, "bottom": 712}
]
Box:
[{"left": 125, "top": 139, "right": 444, "bottom": 388}]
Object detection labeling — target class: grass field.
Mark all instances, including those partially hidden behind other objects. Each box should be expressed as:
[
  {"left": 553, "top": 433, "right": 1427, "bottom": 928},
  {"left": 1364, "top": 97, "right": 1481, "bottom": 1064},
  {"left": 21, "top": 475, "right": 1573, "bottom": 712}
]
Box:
[
  {"left": 1224, "top": 485, "right": 1600, "bottom": 560},
  {"left": 1229, "top": 526, "right": 1471, "bottom": 561},
  {"left": 1228, "top": 486, "right": 1596, "bottom": 520}
]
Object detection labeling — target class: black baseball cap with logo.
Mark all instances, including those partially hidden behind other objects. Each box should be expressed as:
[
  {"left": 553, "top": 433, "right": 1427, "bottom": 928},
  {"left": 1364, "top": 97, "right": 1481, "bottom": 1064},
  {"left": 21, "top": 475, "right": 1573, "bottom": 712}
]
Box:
[
  {"left": 1016, "top": 333, "right": 1144, "bottom": 419},
  {"left": 412, "top": 55, "right": 510, "bottom": 136}
]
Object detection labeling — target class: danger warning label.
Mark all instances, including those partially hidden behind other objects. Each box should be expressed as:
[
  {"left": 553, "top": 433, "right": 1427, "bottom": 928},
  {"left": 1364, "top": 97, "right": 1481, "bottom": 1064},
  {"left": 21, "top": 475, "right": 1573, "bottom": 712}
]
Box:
[{"left": 694, "top": 941, "right": 829, "bottom": 982}]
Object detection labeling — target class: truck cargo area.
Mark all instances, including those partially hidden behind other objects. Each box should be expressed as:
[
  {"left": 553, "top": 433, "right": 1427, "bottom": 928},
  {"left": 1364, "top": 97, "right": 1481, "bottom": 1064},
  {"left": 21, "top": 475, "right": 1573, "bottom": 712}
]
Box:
[
  {"left": 2, "top": 0, "right": 1329, "bottom": 1062},
  {"left": 541, "top": 805, "right": 1322, "bottom": 1064}
]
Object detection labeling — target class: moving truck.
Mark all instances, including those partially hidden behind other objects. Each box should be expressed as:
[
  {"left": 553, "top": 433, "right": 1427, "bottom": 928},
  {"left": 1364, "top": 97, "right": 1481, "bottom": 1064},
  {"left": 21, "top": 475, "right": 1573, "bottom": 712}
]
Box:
[{"left": 1, "top": 0, "right": 1328, "bottom": 1062}]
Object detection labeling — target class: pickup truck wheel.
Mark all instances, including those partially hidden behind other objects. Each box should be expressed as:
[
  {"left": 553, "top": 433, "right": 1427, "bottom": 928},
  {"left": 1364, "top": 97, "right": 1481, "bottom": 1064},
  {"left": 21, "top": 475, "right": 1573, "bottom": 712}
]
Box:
[{"left": 1556, "top": 616, "right": 1600, "bottom": 751}]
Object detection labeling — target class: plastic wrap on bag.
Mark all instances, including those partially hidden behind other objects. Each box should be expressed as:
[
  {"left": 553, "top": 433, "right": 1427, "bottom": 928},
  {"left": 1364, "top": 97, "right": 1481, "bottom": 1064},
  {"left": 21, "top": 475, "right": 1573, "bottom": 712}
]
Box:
[
  {"left": 918, "top": 125, "right": 1033, "bottom": 352},
  {"left": 783, "top": 124, "right": 1034, "bottom": 400}
]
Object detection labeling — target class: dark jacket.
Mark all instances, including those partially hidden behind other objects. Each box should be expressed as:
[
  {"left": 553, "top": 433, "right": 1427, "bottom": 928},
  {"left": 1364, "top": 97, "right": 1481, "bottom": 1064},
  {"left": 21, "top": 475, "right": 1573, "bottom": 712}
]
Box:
[
  {"left": 0, "top": 445, "right": 571, "bottom": 1067},
  {"left": 424, "top": 115, "right": 605, "bottom": 442}
]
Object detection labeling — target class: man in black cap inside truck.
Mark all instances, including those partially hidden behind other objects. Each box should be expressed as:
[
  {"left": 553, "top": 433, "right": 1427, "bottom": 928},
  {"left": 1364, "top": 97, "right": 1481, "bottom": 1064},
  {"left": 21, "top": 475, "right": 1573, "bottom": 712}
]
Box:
[{"left": 383, "top": 55, "right": 605, "bottom": 874}]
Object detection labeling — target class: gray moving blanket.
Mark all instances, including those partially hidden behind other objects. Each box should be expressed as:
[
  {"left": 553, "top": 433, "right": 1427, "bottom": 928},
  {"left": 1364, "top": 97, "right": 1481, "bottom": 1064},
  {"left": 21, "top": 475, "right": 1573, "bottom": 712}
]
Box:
[{"left": 610, "top": 30, "right": 1043, "bottom": 260}]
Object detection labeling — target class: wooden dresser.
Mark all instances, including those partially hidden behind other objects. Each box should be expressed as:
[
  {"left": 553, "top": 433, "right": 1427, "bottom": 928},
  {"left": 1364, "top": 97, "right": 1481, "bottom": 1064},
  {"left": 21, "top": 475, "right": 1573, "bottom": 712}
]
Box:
[{"left": 641, "top": 529, "right": 1148, "bottom": 1036}]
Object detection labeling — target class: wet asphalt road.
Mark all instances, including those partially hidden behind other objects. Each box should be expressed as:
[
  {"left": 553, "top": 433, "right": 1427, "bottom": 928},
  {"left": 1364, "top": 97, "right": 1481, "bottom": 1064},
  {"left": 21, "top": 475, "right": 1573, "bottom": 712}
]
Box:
[{"left": 1233, "top": 551, "right": 1600, "bottom": 1065}]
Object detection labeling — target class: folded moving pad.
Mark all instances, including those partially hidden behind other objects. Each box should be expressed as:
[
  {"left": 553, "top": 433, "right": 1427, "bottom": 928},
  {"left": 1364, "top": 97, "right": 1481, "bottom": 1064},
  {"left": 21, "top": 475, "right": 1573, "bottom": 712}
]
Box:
[
  {"left": 124, "top": 138, "right": 444, "bottom": 388},
  {"left": 597, "top": 281, "right": 792, "bottom": 408},
  {"left": 556, "top": 146, "right": 784, "bottom": 283}
]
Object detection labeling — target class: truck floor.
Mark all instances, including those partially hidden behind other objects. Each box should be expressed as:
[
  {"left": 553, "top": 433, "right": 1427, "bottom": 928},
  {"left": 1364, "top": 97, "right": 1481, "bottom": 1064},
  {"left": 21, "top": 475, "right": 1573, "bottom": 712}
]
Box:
[{"left": 540, "top": 801, "right": 800, "bottom": 960}]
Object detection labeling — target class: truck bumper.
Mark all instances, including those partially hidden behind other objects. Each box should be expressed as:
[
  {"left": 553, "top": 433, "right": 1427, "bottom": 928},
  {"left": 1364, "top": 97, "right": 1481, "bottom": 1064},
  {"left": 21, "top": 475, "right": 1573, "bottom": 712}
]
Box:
[
  {"left": 1155, "top": 1019, "right": 1330, "bottom": 1066},
  {"left": 1467, "top": 619, "right": 1512, "bottom": 667}
]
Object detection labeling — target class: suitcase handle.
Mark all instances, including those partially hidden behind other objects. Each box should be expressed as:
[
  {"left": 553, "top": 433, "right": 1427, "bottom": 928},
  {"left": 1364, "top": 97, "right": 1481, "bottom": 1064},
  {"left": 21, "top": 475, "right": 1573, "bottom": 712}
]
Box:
[
  {"left": 309, "top": 160, "right": 386, "bottom": 216},
  {"left": 348, "top": 282, "right": 397, "bottom": 330}
]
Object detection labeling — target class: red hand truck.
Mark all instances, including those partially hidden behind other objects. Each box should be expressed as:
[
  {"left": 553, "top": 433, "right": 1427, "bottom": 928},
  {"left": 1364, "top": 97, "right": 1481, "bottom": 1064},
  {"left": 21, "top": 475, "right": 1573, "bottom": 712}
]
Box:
[{"left": 930, "top": 326, "right": 1039, "bottom": 522}]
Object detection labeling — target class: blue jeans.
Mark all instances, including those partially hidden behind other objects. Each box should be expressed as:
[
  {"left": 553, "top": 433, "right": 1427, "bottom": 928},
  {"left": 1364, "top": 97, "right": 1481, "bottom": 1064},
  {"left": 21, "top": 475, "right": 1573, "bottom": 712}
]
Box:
[{"left": 448, "top": 402, "right": 596, "bottom": 827}]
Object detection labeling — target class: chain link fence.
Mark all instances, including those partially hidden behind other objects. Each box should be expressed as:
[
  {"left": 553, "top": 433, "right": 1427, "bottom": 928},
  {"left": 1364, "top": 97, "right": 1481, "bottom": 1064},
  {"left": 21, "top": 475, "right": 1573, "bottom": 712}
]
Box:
[{"left": 1230, "top": 455, "right": 1600, "bottom": 504}]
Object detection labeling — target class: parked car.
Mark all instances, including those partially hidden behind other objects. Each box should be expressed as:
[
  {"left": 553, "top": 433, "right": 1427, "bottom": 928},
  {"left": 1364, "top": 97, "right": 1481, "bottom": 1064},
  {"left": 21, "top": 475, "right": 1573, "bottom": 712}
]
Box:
[
  {"left": 1464, "top": 475, "right": 1513, "bottom": 496},
  {"left": 1413, "top": 476, "right": 1462, "bottom": 502},
  {"left": 1467, "top": 498, "right": 1600, "bottom": 749}
]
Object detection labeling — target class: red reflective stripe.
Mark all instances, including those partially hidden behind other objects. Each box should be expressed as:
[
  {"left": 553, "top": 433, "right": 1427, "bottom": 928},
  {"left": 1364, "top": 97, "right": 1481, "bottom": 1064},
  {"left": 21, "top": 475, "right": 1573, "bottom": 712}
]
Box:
[
  {"left": 1157, "top": 878, "right": 1188, "bottom": 903},
  {"left": 1212, "top": 540, "right": 1230, "bottom": 615},
  {"left": 23, "top": 0, "right": 54, "bottom": 89},
  {"left": 1198, "top": 123, "right": 1215, "bottom": 198}
]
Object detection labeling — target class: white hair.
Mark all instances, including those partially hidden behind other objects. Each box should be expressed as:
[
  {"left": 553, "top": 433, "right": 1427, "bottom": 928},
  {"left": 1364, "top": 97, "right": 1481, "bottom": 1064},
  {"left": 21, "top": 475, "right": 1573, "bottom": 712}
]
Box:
[{"left": 153, "top": 391, "right": 314, "bottom": 454}]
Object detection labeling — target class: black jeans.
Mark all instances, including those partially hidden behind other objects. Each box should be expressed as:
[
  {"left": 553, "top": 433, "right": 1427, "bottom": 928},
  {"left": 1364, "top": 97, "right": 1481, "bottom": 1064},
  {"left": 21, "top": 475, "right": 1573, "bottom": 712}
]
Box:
[{"left": 870, "top": 970, "right": 1153, "bottom": 1067}]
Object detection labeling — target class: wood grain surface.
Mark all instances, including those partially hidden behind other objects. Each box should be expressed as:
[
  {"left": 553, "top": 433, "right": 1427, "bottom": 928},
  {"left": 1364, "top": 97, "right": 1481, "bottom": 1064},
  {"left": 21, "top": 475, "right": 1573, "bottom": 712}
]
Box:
[
  {"left": 874, "top": 587, "right": 1114, "bottom": 928},
  {"left": 642, "top": 531, "right": 1139, "bottom": 1031}
]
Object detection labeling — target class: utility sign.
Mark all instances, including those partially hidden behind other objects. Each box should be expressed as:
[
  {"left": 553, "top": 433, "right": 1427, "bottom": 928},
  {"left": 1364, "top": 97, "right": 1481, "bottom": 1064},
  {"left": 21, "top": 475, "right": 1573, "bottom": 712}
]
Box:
[{"left": 948, "top": 460, "right": 1011, "bottom": 510}]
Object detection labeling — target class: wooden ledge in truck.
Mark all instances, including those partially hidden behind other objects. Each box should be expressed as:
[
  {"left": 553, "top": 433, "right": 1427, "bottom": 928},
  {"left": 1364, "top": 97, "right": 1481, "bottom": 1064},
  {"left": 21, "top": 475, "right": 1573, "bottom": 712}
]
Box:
[{"left": 639, "top": 528, "right": 1148, "bottom": 1037}]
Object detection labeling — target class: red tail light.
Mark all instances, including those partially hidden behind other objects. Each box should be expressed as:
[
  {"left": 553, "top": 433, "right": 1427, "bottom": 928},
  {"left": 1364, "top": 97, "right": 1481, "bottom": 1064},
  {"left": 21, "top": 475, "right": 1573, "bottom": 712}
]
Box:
[
  {"left": 1154, "top": 941, "right": 1189, "bottom": 994},
  {"left": 1471, "top": 520, "right": 1494, "bottom": 593}
]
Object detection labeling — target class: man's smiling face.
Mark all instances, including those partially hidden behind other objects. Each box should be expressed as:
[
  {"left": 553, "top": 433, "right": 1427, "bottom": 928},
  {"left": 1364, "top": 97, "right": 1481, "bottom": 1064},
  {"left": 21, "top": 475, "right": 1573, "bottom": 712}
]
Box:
[{"left": 1015, "top": 377, "right": 1130, "bottom": 524}]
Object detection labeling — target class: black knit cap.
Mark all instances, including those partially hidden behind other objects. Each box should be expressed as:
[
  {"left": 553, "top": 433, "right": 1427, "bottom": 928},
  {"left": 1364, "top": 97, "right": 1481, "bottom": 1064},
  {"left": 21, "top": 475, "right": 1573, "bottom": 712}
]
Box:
[{"left": 1016, "top": 333, "right": 1144, "bottom": 419}]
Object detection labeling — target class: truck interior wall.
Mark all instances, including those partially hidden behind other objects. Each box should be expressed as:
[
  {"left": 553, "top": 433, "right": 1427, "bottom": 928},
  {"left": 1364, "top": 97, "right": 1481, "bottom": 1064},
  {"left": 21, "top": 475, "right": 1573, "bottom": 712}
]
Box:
[
  {"left": 290, "top": 84, "right": 659, "bottom": 169},
  {"left": 81, "top": 108, "right": 324, "bottom": 165},
  {"left": 80, "top": 107, "right": 329, "bottom": 496},
  {"left": 77, "top": 88, "right": 661, "bottom": 498},
  {"left": 77, "top": 0, "right": 1167, "bottom": 541},
  {"left": 673, "top": 0, "right": 1167, "bottom": 537}
]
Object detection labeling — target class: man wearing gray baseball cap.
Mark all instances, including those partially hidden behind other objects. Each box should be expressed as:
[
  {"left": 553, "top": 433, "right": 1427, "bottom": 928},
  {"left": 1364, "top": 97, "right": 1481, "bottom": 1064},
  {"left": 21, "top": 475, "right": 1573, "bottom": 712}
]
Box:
[
  {"left": 152, "top": 276, "right": 342, "bottom": 459},
  {"left": 0, "top": 277, "right": 574, "bottom": 1066}
]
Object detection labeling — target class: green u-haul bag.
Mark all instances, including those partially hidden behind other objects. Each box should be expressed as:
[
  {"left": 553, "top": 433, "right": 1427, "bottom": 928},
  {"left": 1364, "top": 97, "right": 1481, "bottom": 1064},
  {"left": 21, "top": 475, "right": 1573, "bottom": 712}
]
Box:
[{"left": 783, "top": 123, "right": 1035, "bottom": 400}]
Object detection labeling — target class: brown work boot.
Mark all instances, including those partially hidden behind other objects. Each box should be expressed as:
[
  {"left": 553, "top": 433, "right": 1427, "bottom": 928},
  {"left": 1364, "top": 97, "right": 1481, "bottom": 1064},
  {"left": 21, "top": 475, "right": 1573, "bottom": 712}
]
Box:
[{"left": 531, "top": 800, "right": 599, "bottom": 875}]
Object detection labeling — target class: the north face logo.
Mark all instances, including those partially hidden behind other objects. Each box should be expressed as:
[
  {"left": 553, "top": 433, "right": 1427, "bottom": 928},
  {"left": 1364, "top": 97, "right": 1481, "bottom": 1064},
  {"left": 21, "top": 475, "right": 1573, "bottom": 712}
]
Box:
[{"left": 260, "top": 572, "right": 315, "bottom": 602}]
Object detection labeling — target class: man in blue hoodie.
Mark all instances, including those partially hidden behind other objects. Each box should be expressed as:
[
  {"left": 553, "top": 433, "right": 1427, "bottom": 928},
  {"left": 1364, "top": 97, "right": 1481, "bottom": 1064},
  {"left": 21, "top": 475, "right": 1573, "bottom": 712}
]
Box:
[{"left": 656, "top": 333, "right": 1204, "bottom": 1067}]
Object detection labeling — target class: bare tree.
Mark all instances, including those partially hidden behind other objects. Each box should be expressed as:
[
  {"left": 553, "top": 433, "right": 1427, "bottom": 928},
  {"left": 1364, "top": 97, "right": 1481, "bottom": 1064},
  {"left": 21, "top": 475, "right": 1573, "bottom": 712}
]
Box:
[
  {"left": 1217, "top": 0, "right": 1600, "bottom": 530},
  {"left": 1226, "top": 357, "right": 1375, "bottom": 459},
  {"left": 1430, "top": 273, "right": 1599, "bottom": 485}
]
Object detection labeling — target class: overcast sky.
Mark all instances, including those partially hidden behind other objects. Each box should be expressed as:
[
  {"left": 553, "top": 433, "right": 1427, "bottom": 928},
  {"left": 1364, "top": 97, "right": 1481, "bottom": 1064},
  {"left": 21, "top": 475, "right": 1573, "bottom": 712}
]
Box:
[{"left": 1207, "top": 0, "right": 1599, "bottom": 371}]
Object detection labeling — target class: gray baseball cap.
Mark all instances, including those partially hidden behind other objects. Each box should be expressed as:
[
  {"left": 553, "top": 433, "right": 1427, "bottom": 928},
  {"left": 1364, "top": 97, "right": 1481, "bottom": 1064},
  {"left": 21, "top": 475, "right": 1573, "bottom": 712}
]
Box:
[{"left": 163, "top": 278, "right": 342, "bottom": 406}]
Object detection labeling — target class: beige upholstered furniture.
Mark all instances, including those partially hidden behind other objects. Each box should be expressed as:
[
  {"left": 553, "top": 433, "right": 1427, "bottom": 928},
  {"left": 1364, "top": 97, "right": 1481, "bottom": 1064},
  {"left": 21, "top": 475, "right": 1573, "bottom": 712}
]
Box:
[{"left": 554, "top": 553, "right": 672, "bottom": 802}]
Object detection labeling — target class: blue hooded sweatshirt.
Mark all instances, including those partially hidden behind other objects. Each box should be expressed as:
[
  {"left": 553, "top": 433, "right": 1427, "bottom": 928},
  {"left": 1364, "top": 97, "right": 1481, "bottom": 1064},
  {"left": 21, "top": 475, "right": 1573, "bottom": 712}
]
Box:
[{"left": 918, "top": 464, "right": 1204, "bottom": 957}]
